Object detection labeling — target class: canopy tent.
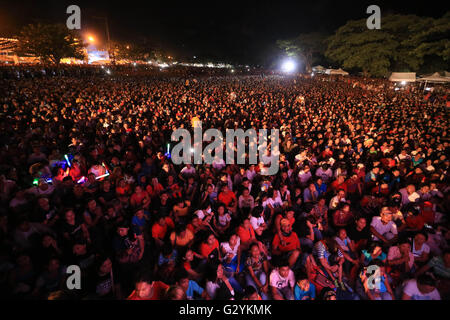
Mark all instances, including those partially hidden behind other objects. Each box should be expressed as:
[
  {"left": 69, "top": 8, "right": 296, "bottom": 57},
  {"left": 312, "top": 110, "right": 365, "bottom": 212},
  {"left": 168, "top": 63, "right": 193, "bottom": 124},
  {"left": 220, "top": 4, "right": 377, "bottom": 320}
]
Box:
[
  {"left": 312, "top": 65, "right": 326, "bottom": 73},
  {"left": 325, "top": 68, "right": 349, "bottom": 76},
  {"left": 389, "top": 72, "right": 416, "bottom": 82},
  {"left": 417, "top": 72, "right": 450, "bottom": 83}
]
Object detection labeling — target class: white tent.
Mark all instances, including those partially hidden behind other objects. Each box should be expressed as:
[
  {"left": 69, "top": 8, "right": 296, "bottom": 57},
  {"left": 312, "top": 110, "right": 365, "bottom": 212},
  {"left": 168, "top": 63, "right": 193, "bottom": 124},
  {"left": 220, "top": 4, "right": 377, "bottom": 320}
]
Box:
[
  {"left": 312, "top": 65, "right": 326, "bottom": 73},
  {"left": 417, "top": 72, "right": 450, "bottom": 83},
  {"left": 389, "top": 72, "right": 416, "bottom": 82},
  {"left": 325, "top": 68, "right": 349, "bottom": 76}
]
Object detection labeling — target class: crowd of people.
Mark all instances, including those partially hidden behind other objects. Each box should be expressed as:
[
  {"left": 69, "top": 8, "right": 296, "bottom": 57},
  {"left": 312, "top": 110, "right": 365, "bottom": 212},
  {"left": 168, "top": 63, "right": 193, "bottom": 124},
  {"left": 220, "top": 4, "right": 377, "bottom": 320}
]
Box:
[{"left": 0, "top": 66, "right": 449, "bottom": 300}]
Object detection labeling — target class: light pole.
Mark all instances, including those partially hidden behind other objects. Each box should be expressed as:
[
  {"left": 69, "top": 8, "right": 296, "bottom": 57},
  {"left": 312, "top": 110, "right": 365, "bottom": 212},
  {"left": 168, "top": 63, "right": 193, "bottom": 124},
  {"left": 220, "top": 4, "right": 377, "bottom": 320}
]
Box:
[{"left": 92, "top": 16, "right": 114, "bottom": 64}]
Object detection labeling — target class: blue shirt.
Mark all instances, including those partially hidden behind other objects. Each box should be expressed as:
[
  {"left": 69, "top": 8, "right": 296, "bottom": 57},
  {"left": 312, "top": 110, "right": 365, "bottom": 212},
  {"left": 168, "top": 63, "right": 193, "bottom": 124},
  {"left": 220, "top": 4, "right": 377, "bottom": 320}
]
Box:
[
  {"left": 186, "top": 280, "right": 204, "bottom": 300},
  {"left": 132, "top": 216, "right": 146, "bottom": 227},
  {"left": 294, "top": 282, "right": 316, "bottom": 300},
  {"left": 315, "top": 183, "right": 327, "bottom": 195},
  {"left": 362, "top": 250, "right": 386, "bottom": 265},
  {"left": 158, "top": 250, "right": 178, "bottom": 266}
]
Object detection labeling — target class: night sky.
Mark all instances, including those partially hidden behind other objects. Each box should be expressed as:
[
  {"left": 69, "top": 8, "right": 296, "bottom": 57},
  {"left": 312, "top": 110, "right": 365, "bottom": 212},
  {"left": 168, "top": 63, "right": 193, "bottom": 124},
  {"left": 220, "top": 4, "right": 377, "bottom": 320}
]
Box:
[{"left": 0, "top": 0, "right": 447, "bottom": 65}]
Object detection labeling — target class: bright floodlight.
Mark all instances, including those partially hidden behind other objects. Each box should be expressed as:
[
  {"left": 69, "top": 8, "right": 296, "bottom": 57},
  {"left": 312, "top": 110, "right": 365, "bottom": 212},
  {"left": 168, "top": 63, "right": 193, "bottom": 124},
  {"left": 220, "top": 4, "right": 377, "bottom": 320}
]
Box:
[
  {"left": 281, "top": 59, "right": 296, "bottom": 73},
  {"left": 401, "top": 81, "right": 406, "bottom": 85}
]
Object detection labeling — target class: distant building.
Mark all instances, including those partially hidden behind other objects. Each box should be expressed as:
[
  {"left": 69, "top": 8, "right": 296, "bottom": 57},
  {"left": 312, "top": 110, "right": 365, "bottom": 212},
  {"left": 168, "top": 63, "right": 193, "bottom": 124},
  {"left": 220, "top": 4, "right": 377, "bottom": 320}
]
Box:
[
  {"left": 0, "top": 37, "right": 39, "bottom": 64},
  {"left": 0, "top": 38, "right": 111, "bottom": 65}
]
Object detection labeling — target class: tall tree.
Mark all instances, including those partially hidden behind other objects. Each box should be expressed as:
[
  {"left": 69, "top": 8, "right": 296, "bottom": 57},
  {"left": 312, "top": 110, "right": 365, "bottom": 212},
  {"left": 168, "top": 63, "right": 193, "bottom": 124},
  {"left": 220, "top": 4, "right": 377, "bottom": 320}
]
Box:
[
  {"left": 325, "top": 14, "right": 450, "bottom": 77},
  {"left": 113, "top": 41, "right": 156, "bottom": 62},
  {"left": 407, "top": 12, "right": 450, "bottom": 68},
  {"left": 15, "top": 23, "right": 86, "bottom": 64},
  {"left": 277, "top": 32, "right": 327, "bottom": 73}
]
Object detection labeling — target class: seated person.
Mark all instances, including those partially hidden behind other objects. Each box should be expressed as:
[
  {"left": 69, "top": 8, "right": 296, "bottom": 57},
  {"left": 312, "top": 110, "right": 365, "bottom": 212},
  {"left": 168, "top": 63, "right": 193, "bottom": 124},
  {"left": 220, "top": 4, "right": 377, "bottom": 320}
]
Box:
[
  {"left": 170, "top": 224, "right": 194, "bottom": 249},
  {"left": 175, "top": 268, "right": 209, "bottom": 300},
  {"left": 127, "top": 272, "right": 169, "bottom": 300},
  {"left": 220, "top": 233, "right": 243, "bottom": 274},
  {"left": 347, "top": 216, "right": 371, "bottom": 252},
  {"left": 332, "top": 203, "right": 354, "bottom": 229},
  {"left": 218, "top": 185, "right": 237, "bottom": 215},
  {"left": 398, "top": 205, "right": 425, "bottom": 234},
  {"left": 387, "top": 238, "right": 415, "bottom": 286},
  {"left": 205, "top": 263, "right": 242, "bottom": 299},
  {"left": 236, "top": 217, "right": 267, "bottom": 255},
  {"left": 294, "top": 270, "right": 316, "bottom": 300},
  {"left": 178, "top": 248, "right": 204, "bottom": 281},
  {"left": 242, "top": 285, "right": 262, "bottom": 300},
  {"left": 156, "top": 243, "right": 178, "bottom": 283},
  {"left": 172, "top": 198, "right": 190, "bottom": 223},
  {"left": 359, "top": 260, "right": 395, "bottom": 300},
  {"left": 416, "top": 249, "right": 450, "bottom": 299},
  {"left": 402, "top": 274, "right": 441, "bottom": 300},
  {"left": 269, "top": 260, "right": 295, "bottom": 300},
  {"left": 370, "top": 207, "right": 398, "bottom": 247},
  {"left": 213, "top": 204, "right": 232, "bottom": 236},
  {"left": 245, "top": 243, "right": 270, "bottom": 300},
  {"left": 199, "top": 232, "right": 221, "bottom": 262},
  {"left": 272, "top": 218, "right": 301, "bottom": 269},
  {"left": 411, "top": 231, "right": 430, "bottom": 266},
  {"left": 312, "top": 237, "right": 345, "bottom": 290},
  {"left": 249, "top": 206, "right": 268, "bottom": 237},
  {"left": 334, "top": 228, "right": 359, "bottom": 278},
  {"left": 360, "top": 242, "right": 387, "bottom": 267}
]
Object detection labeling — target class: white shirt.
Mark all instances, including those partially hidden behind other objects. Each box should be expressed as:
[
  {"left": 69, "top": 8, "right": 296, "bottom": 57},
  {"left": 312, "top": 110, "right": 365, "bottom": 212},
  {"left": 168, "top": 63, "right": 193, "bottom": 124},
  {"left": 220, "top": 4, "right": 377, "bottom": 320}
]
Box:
[
  {"left": 371, "top": 216, "right": 398, "bottom": 241},
  {"left": 270, "top": 269, "right": 295, "bottom": 289},
  {"left": 180, "top": 166, "right": 196, "bottom": 175},
  {"left": 403, "top": 279, "right": 440, "bottom": 300},
  {"left": 298, "top": 170, "right": 312, "bottom": 184},
  {"left": 220, "top": 237, "right": 240, "bottom": 260},
  {"left": 329, "top": 196, "right": 346, "bottom": 209},
  {"left": 412, "top": 241, "right": 430, "bottom": 258},
  {"left": 212, "top": 158, "right": 226, "bottom": 170},
  {"left": 246, "top": 169, "right": 257, "bottom": 181},
  {"left": 217, "top": 213, "right": 231, "bottom": 226},
  {"left": 250, "top": 216, "right": 265, "bottom": 231}
]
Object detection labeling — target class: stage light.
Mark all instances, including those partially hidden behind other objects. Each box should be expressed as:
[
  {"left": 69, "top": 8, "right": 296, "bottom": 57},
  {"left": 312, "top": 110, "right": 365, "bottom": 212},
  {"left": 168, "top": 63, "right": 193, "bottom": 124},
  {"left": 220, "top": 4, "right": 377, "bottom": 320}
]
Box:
[
  {"left": 401, "top": 81, "right": 406, "bottom": 85},
  {"left": 281, "top": 59, "right": 296, "bottom": 73}
]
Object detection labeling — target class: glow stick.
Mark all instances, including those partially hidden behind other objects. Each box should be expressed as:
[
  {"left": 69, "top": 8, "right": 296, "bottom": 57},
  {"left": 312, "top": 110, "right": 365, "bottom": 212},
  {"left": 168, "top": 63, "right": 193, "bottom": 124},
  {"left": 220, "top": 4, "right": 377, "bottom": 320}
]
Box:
[
  {"left": 101, "top": 162, "right": 110, "bottom": 174},
  {"left": 95, "top": 172, "right": 110, "bottom": 180},
  {"left": 64, "top": 154, "right": 71, "bottom": 167}
]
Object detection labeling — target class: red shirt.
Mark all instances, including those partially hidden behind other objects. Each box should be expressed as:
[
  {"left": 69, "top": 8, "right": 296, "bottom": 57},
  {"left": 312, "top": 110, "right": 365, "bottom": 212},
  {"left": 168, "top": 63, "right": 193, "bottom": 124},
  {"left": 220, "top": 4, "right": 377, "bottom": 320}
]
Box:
[
  {"left": 272, "top": 232, "right": 300, "bottom": 253},
  {"left": 199, "top": 239, "right": 219, "bottom": 258},
  {"left": 406, "top": 215, "right": 425, "bottom": 230},
  {"left": 218, "top": 191, "right": 236, "bottom": 206},
  {"left": 420, "top": 203, "right": 435, "bottom": 224},
  {"left": 131, "top": 191, "right": 149, "bottom": 205},
  {"left": 151, "top": 217, "right": 174, "bottom": 240},
  {"left": 186, "top": 223, "right": 195, "bottom": 234},
  {"left": 331, "top": 180, "right": 348, "bottom": 194},
  {"left": 237, "top": 225, "right": 256, "bottom": 244},
  {"left": 127, "top": 281, "right": 169, "bottom": 300}
]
